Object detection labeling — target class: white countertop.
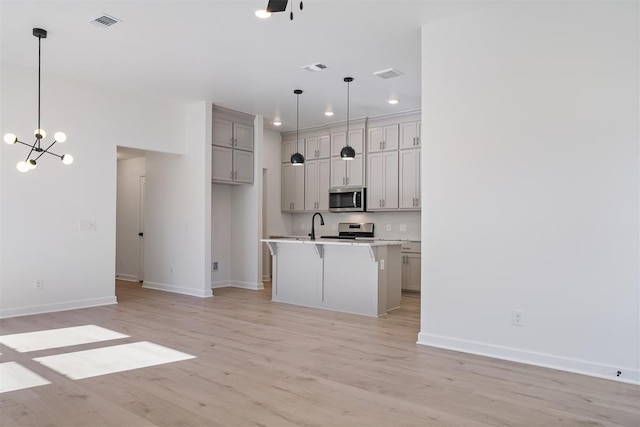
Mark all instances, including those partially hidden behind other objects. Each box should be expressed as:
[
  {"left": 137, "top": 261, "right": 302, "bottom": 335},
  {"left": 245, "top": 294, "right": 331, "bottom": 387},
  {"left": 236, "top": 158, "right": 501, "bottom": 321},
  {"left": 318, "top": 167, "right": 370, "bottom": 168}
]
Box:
[{"left": 262, "top": 237, "right": 404, "bottom": 247}]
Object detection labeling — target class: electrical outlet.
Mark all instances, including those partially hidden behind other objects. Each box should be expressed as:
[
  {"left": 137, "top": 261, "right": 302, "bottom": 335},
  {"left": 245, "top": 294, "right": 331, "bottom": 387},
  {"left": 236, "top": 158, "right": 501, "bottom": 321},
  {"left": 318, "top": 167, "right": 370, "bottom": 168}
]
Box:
[
  {"left": 400, "top": 224, "right": 407, "bottom": 232},
  {"left": 34, "top": 279, "right": 43, "bottom": 291},
  {"left": 386, "top": 224, "right": 391, "bottom": 232},
  {"left": 212, "top": 261, "right": 218, "bottom": 271},
  {"left": 79, "top": 220, "right": 97, "bottom": 232},
  {"left": 512, "top": 309, "right": 524, "bottom": 326}
]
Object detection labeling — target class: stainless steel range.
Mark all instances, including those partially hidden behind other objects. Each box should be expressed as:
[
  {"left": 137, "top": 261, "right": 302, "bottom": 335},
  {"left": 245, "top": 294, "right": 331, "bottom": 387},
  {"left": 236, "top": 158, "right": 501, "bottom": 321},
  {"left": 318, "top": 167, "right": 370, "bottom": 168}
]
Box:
[{"left": 320, "top": 222, "right": 374, "bottom": 240}]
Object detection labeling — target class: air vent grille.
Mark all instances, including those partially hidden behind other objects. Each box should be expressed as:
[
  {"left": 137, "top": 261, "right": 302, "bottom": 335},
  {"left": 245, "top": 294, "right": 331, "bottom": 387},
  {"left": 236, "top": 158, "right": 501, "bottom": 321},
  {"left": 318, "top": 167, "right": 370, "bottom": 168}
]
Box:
[
  {"left": 373, "top": 68, "right": 404, "bottom": 79},
  {"left": 302, "top": 63, "right": 328, "bottom": 72},
  {"left": 91, "top": 14, "right": 121, "bottom": 28}
]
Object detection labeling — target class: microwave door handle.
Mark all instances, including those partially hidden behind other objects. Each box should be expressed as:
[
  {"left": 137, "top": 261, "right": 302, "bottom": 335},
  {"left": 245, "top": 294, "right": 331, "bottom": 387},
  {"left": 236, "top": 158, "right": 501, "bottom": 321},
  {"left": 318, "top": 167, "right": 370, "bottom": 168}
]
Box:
[{"left": 353, "top": 191, "right": 358, "bottom": 207}]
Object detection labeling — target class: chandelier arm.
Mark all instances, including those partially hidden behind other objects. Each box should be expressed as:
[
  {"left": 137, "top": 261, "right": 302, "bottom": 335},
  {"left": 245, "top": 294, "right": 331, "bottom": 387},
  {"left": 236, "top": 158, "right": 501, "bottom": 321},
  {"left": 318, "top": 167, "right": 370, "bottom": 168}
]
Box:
[
  {"left": 34, "top": 141, "right": 59, "bottom": 161},
  {"left": 14, "top": 139, "right": 36, "bottom": 148},
  {"left": 24, "top": 139, "right": 38, "bottom": 161}
]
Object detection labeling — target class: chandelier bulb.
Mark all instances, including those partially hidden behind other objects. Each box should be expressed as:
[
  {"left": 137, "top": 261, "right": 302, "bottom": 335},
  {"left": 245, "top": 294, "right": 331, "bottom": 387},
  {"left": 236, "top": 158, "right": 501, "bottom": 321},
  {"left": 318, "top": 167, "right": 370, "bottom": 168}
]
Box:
[
  {"left": 54, "top": 131, "right": 67, "bottom": 143},
  {"left": 4, "top": 133, "right": 17, "bottom": 144},
  {"left": 16, "top": 161, "right": 30, "bottom": 173},
  {"left": 61, "top": 154, "right": 74, "bottom": 165},
  {"left": 34, "top": 128, "right": 46, "bottom": 139}
]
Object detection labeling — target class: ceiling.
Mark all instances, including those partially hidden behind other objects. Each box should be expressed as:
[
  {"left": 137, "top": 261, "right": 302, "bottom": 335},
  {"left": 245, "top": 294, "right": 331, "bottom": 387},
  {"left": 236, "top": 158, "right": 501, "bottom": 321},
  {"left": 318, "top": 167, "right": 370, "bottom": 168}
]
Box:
[{"left": 1, "top": 1, "right": 493, "bottom": 132}]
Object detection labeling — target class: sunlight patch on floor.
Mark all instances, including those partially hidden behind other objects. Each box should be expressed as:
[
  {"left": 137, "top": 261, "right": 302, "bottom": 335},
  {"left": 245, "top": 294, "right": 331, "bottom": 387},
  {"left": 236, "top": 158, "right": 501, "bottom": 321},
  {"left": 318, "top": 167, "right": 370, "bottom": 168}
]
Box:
[
  {"left": 34, "top": 341, "right": 196, "bottom": 380},
  {"left": 0, "top": 362, "right": 50, "bottom": 393},
  {"left": 0, "top": 325, "right": 129, "bottom": 353}
]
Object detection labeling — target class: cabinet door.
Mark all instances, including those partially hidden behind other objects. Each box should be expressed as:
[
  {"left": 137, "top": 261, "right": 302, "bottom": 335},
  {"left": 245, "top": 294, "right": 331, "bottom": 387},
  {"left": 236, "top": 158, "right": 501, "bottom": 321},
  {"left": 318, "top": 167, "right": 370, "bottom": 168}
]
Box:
[
  {"left": 367, "top": 152, "right": 384, "bottom": 209},
  {"left": 367, "top": 151, "right": 398, "bottom": 209},
  {"left": 317, "top": 159, "right": 330, "bottom": 210},
  {"left": 317, "top": 134, "right": 331, "bottom": 158},
  {"left": 233, "top": 150, "right": 254, "bottom": 183},
  {"left": 212, "top": 118, "right": 234, "bottom": 148},
  {"left": 399, "top": 148, "right": 420, "bottom": 209},
  {"left": 368, "top": 125, "right": 399, "bottom": 153},
  {"left": 305, "top": 136, "right": 318, "bottom": 159},
  {"left": 304, "top": 159, "right": 330, "bottom": 211},
  {"left": 345, "top": 155, "right": 363, "bottom": 187},
  {"left": 331, "top": 132, "right": 346, "bottom": 157},
  {"left": 368, "top": 126, "right": 384, "bottom": 153},
  {"left": 405, "top": 253, "right": 421, "bottom": 291},
  {"left": 211, "top": 145, "right": 233, "bottom": 182},
  {"left": 331, "top": 157, "right": 347, "bottom": 188},
  {"left": 292, "top": 163, "right": 305, "bottom": 211},
  {"left": 233, "top": 123, "right": 254, "bottom": 152},
  {"left": 282, "top": 140, "right": 297, "bottom": 163},
  {"left": 400, "top": 121, "right": 420, "bottom": 149},
  {"left": 382, "top": 150, "right": 399, "bottom": 208},
  {"left": 305, "top": 160, "right": 319, "bottom": 211},
  {"left": 282, "top": 164, "right": 293, "bottom": 211}
]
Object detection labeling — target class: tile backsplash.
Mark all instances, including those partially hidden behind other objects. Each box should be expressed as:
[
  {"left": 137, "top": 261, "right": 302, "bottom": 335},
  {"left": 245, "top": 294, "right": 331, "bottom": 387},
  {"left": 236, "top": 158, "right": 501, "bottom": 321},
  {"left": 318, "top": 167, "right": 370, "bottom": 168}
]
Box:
[{"left": 289, "top": 211, "right": 421, "bottom": 241}]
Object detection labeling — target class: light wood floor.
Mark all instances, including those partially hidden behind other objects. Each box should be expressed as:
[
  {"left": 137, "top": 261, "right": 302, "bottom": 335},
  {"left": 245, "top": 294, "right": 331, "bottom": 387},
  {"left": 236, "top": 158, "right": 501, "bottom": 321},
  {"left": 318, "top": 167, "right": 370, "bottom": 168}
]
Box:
[{"left": 0, "top": 280, "right": 638, "bottom": 426}]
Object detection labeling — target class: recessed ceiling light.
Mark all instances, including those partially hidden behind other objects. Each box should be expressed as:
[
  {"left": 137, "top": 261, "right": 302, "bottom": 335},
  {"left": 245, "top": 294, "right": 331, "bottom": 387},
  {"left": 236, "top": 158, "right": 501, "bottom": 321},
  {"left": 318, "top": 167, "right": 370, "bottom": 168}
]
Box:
[
  {"left": 324, "top": 111, "right": 334, "bottom": 117},
  {"left": 388, "top": 99, "right": 399, "bottom": 105},
  {"left": 273, "top": 120, "right": 282, "bottom": 126},
  {"left": 255, "top": 9, "right": 272, "bottom": 19}
]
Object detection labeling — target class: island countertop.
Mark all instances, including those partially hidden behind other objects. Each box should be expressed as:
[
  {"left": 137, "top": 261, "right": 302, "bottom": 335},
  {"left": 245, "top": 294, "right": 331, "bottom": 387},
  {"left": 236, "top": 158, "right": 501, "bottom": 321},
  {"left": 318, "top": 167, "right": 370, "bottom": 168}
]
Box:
[{"left": 262, "top": 237, "right": 404, "bottom": 247}]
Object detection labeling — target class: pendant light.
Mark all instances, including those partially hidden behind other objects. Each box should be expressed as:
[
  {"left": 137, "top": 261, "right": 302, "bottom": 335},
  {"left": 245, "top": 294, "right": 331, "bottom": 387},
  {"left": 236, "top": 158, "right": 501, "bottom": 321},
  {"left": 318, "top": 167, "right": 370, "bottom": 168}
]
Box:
[
  {"left": 3, "top": 28, "right": 73, "bottom": 173},
  {"left": 290, "top": 89, "right": 305, "bottom": 166},
  {"left": 340, "top": 77, "right": 356, "bottom": 160}
]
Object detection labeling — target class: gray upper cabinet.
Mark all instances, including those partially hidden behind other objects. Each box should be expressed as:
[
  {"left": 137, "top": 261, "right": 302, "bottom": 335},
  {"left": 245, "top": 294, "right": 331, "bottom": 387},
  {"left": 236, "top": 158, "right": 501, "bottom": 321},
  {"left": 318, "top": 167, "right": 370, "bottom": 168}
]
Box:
[{"left": 212, "top": 106, "right": 255, "bottom": 184}]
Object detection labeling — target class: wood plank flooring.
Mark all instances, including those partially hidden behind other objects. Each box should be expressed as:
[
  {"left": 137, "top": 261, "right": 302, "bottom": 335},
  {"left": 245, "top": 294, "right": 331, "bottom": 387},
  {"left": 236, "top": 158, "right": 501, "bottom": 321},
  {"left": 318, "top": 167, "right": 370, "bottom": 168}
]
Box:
[{"left": 0, "top": 280, "right": 638, "bottom": 426}]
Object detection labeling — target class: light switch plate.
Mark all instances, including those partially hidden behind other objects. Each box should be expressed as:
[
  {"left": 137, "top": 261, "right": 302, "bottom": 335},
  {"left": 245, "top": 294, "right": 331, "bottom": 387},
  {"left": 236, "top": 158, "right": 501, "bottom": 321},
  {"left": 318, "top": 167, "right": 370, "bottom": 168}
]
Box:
[{"left": 400, "top": 224, "right": 407, "bottom": 232}]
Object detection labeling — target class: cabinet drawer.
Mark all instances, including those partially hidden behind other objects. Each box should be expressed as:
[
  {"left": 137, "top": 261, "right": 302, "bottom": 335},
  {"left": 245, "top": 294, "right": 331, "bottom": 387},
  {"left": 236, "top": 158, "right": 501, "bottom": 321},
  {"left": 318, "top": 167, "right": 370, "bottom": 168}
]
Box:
[{"left": 401, "top": 241, "right": 421, "bottom": 253}]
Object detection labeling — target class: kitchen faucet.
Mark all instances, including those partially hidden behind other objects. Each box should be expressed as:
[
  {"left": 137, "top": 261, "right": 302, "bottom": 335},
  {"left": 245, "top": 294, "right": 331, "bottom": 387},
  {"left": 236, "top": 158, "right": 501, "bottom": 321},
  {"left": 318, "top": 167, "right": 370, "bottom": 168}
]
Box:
[{"left": 310, "top": 212, "right": 324, "bottom": 240}]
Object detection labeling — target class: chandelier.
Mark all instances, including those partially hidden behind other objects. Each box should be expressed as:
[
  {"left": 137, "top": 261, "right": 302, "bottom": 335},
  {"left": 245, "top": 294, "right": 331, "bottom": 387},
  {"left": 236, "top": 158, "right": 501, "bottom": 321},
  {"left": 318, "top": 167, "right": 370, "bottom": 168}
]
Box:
[{"left": 3, "top": 28, "right": 73, "bottom": 173}]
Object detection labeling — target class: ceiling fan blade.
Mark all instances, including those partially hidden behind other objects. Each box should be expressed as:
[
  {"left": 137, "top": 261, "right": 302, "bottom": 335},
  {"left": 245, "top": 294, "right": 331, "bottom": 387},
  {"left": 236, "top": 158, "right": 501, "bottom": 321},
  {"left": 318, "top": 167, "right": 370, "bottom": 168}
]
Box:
[{"left": 266, "top": 0, "right": 288, "bottom": 13}]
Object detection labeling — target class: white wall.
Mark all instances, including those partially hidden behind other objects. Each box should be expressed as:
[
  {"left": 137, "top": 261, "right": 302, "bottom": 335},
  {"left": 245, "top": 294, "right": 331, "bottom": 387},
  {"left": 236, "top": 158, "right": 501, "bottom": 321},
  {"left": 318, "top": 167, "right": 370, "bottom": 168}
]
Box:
[
  {"left": 144, "top": 101, "right": 212, "bottom": 297},
  {"left": 0, "top": 61, "right": 185, "bottom": 317},
  {"left": 419, "top": 1, "right": 639, "bottom": 383},
  {"left": 116, "top": 156, "right": 146, "bottom": 281},
  {"left": 211, "top": 183, "right": 232, "bottom": 287}
]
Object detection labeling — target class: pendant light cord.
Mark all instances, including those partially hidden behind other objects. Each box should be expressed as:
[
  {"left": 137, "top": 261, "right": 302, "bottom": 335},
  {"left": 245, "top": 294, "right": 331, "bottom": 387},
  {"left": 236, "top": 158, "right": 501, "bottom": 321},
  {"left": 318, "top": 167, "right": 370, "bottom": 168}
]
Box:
[
  {"left": 37, "top": 34, "right": 42, "bottom": 149},
  {"left": 346, "top": 79, "right": 350, "bottom": 147},
  {"left": 296, "top": 91, "right": 299, "bottom": 150}
]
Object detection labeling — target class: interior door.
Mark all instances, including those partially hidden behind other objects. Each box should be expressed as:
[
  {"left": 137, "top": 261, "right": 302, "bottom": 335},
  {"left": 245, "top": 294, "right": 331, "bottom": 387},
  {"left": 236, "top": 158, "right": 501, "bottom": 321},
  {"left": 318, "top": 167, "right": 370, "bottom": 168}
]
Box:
[{"left": 138, "top": 176, "right": 146, "bottom": 282}]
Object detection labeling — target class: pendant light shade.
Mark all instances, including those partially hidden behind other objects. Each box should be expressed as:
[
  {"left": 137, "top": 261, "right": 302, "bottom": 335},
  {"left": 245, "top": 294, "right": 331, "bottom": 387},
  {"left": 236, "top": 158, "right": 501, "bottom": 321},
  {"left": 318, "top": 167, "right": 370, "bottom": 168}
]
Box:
[
  {"left": 340, "top": 77, "right": 355, "bottom": 160},
  {"left": 3, "top": 28, "right": 73, "bottom": 172},
  {"left": 340, "top": 145, "right": 355, "bottom": 160},
  {"left": 290, "top": 89, "right": 305, "bottom": 166}
]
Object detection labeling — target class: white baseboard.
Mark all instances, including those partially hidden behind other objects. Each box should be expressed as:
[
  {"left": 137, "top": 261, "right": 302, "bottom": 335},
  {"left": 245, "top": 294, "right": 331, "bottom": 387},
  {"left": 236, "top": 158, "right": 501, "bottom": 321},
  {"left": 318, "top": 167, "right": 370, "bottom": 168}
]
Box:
[
  {"left": 116, "top": 274, "right": 140, "bottom": 283},
  {"left": 211, "top": 280, "right": 232, "bottom": 289},
  {"left": 143, "top": 281, "right": 213, "bottom": 298},
  {"left": 417, "top": 332, "right": 640, "bottom": 385},
  {"left": 230, "top": 281, "right": 264, "bottom": 290},
  {"left": 211, "top": 280, "right": 264, "bottom": 290},
  {"left": 0, "top": 296, "right": 118, "bottom": 319},
  {"left": 115, "top": 274, "right": 139, "bottom": 283}
]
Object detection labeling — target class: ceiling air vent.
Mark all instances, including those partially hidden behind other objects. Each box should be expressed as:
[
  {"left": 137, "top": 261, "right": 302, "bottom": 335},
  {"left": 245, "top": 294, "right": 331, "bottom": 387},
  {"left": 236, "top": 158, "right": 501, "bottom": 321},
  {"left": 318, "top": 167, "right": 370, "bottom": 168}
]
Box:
[
  {"left": 90, "top": 14, "right": 121, "bottom": 28},
  {"left": 302, "top": 63, "right": 328, "bottom": 72},
  {"left": 373, "top": 68, "right": 404, "bottom": 79}
]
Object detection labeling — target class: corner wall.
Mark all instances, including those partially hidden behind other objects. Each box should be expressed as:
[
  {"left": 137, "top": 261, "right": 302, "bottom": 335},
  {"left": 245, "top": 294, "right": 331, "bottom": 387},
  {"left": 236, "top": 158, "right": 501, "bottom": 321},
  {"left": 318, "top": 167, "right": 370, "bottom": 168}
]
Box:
[{"left": 419, "top": 1, "right": 639, "bottom": 383}]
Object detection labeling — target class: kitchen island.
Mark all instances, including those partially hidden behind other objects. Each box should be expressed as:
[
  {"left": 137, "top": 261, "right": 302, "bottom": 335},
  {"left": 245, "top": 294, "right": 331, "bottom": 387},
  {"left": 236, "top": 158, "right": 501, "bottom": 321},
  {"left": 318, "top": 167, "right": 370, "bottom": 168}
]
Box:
[{"left": 261, "top": 238, "right": 402, "bottom": 317}]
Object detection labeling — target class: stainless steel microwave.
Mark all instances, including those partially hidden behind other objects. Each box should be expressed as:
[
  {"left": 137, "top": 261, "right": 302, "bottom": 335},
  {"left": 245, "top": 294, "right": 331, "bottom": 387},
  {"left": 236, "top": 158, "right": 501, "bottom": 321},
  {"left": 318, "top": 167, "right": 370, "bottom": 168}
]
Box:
[{"left": 329, "top": 187, "right": 366, "bottom": 212}]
